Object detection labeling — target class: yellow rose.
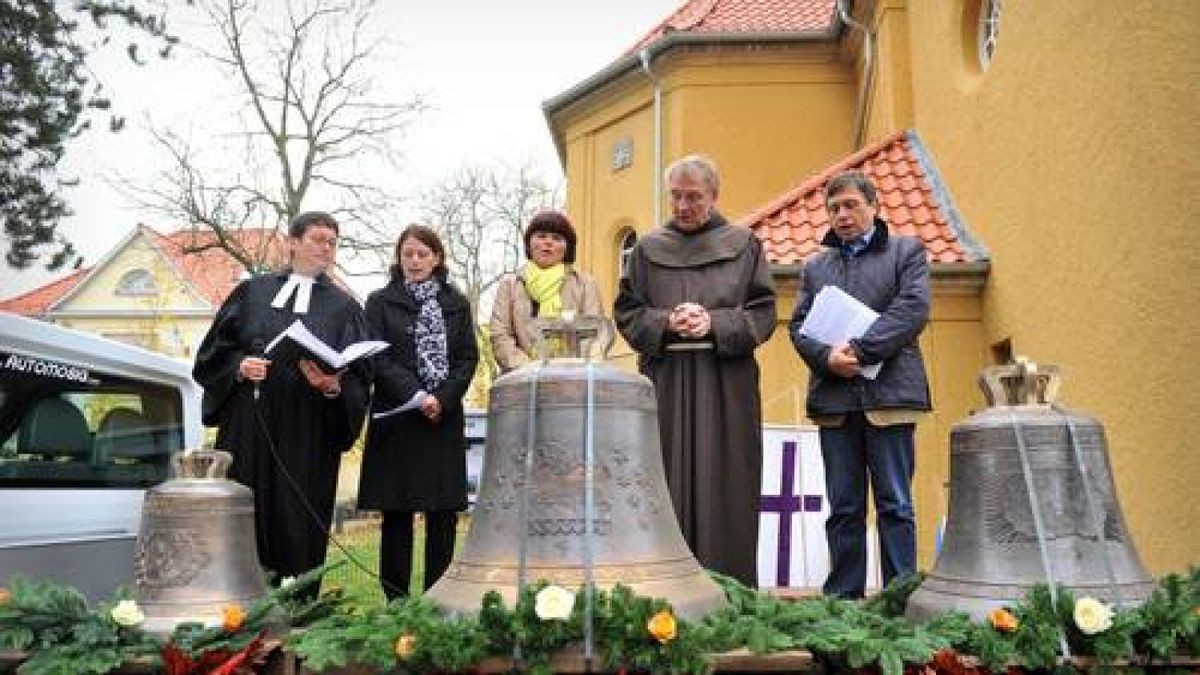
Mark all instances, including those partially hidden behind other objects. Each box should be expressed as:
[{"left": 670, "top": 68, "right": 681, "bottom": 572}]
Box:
[
  {"left": 534, "top": 584, "right": 576, "bottom": 621},
  {"left": 987, "top": 607, "right": 1018, "bottom": 632},
  {"left": 110, "top": 599, "right": 146, "bottom": 627},
  {"left": 222, "top": 603, "right": 246, "bottom": 632},
  {"left": 0, "top": 589, "right": 10, "bottom": 605},
  {"left": 1073, "top": 597, "right": 1114, "bottom": 635},
  {"left": 394, "top": 633, "right": 418, "bottom": 660},
  {"left": 647, "top": 609, "right": 677, "bottom": 644}
]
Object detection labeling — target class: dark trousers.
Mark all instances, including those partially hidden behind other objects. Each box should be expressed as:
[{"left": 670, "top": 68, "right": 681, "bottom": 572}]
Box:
[
  {"left": 819, "top": 412, "right": 916, "bottom": 598},
  {"left": 379, "top": 509, "right": 458, "bottom": 601}
]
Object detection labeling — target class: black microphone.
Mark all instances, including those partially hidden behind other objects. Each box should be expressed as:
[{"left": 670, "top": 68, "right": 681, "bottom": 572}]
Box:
[{"left": 250, "top": 338, "right": 266, "bottom": 401}]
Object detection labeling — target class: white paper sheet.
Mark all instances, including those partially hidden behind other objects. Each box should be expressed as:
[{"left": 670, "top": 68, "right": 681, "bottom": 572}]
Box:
[
  {"left": 798, "top": 286, "right": 882, "bottom": 380},
  {"left": 371, "top": 390, "right": 428, "bottom": 420}
]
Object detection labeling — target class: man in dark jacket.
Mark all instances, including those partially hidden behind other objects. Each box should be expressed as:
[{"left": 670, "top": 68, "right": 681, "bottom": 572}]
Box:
[{"left": 788, "top": 171, "right": 931, "bottom": 599}]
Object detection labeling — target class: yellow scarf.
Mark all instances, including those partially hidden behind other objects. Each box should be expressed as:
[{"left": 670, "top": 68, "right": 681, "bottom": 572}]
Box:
[{"left": 523, "top": 263, "right": 566, "bottom": 318}]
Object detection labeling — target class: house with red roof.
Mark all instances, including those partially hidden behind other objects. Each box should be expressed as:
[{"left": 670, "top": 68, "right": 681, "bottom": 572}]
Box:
[
  {"left": 544, "top": 0, "right": 1199, "bottom": 573},
  {"left": 0, "top": 226, "right": 287, "bottom": 358}
]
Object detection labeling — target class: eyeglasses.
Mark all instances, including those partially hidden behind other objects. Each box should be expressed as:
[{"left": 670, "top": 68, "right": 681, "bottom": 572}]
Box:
[
  {"left": 304, "top": 235, "right": 338, "bottom": 249},
  {"left": 827, "top": 198, "right": 867, "bottom": 214}
]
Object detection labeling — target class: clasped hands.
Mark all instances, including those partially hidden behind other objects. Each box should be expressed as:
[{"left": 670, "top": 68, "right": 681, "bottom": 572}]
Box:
[
  {"left": 827, "top": 342, "right": 862, "bottom": 378},
  {"left": 420, "top": 394, "right": 443, "bottom": 424},
  {"left": 240, "top": 356, "right": 343, "bottom": 398},
  {"left": 669, "top": 302, "right": 711, "bottom": 339}
]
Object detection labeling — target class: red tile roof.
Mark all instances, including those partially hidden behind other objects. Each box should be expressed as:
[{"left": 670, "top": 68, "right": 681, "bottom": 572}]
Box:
[
  {"left": 740, "top": 129, "right": 987, "bottom": 266},
  {"left": 629, "top": 0, "right": 838, "bottom": 52},
  {"left": 0, "top": 268, "right": 90, "bottom": 317},
  {"left": 145, "top": 227, "right": 289, "bottom": 306},
  {"left": 0, "top": 226, "right": 290, "bottom": 317}
]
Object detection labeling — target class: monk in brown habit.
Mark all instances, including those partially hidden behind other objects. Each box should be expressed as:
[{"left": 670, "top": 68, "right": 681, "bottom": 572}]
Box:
[{"left": 614, "top": 154, "right": 776, "bottom": 587}]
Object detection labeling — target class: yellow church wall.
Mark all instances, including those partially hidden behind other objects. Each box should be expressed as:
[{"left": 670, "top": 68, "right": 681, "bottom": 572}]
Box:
[
  {"left": 551, "top": 35, "right": 996, "bottom": 571},
  {"left": 868, "top": 0, "right": 1200, "bottom": 572},
  {"left": 555, "top": 45, "right": 859, "bottom": 313},
  {"left": 54, "top": 316, "right": 212, "bottom": 359},
  {"left": 664, "top": 49, "right": 857, "bottom": 222},
  {"left": 51, "top": 231, "right": 212, "bottom": 359}
]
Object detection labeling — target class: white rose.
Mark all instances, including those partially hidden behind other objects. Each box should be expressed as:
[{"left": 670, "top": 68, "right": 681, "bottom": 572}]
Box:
[
  {"left": 1074, "top": 596, "right": 1114, "bottom": 635},
  {"left": 279, "top": 576, "right": 297, "bottom": 589},
  {"left": 110, "top": 599, "right": 146, "bottom": 627},
  {"left": 534, "top": 584, "right": 576, "bottom": 621}
]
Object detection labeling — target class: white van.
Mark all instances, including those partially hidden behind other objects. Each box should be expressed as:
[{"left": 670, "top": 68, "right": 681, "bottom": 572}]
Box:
[{"left": 0, "top": 312, "right": 203, "bottom": 599}]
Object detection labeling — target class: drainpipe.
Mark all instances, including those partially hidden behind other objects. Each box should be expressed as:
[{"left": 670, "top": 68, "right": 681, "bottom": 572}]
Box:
[
  {"left": 838, "top": 0, "right": 877, "bottom": 149},
  {"left": 639, "top": 48, "right": 663, "bottom": 228}
]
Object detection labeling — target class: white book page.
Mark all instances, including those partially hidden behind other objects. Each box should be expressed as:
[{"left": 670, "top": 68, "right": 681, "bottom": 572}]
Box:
[
  {"left": 266, "top": 320, "right": 388, "bottom": 369},
  {"left": 798, "top": 286, "right": 883, "bottom": 380}
]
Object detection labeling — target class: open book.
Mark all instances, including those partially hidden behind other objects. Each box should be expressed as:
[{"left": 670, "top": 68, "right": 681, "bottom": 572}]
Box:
[
  {"left": 264, "top": 319, "right": 388, "bottom": 372},
  {"left": 797, "top": 285, "right": 882, "bottom": 380}
]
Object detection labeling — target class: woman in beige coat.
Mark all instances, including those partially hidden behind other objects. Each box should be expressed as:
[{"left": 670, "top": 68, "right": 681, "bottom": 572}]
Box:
[{"left": 490, "top": 210, "right": 605, "bottom": 371}]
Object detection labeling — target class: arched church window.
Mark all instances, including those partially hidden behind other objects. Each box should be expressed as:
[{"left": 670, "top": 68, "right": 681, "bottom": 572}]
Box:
[
  {"left": 115, "top": 269, "right": 158, "bottom": 296},
  {"left": 976, "top": 0, "right": 1001, "bottom": 71},
  {"left": 617, "top": 229, "right": 638, "bottom": 279}
]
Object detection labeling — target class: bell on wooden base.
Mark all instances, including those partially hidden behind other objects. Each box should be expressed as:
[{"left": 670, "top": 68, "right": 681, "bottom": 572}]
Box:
[
  {"left": 134, "top": 449, "right": 268, "bottom": 635},
  {"left": 426, "top": 317, "right": 727, "bottom": 620},
  {"left": 906, "top": 360, "right": 1155, "bottom": 622}
]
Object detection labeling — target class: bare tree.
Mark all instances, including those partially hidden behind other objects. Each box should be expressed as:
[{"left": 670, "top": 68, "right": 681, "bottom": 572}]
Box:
[
  {"left": 419, "top": 160, "right": 561, "bottom": 319},
  {"left": 419, "top": 160, "right": 559, "bottom": 404},
  {"left": 124, "top": 0, "right": 422, "bottom": 273}
]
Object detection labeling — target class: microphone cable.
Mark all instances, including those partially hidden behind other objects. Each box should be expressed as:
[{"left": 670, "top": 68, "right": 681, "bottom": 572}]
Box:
[{"left": 250, "top": 379, "right": 407, "bottom": 599}]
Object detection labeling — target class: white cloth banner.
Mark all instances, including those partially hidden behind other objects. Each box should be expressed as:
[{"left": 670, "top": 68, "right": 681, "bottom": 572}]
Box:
[{"left": 757, "top": 425, "right": 882, "bottom": 591}]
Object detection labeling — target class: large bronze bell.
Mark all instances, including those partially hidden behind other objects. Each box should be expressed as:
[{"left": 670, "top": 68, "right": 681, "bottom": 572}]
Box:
[
  {"left": 134, "top": 449, "right": 268, "bottom": 634},
  {"left": 426, "top": 317, "right": 727, "bottom": 619},
  {"left": 906, "top": 360, "right": 1155, "bottom": 621}
]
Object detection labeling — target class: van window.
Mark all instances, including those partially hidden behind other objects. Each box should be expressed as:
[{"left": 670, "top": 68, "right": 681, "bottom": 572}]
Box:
[{"left": 0, "top": 351, "right": 183, "bottom": 488}]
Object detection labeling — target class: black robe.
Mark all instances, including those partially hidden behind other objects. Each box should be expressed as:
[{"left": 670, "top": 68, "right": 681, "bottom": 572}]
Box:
[
  {"left": 358, "top": 277, "right": 479, "bottom": 511},
  {"left": 192, "top": 271, "right": 371, "bottom": 579},
  {"left": 614, "top": 214, "right": 777, "bottom": 587}
]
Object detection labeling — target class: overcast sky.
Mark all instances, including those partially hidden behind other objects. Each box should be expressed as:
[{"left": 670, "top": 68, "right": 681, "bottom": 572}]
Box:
[{"left": 1, "top": 0, "right": 680, "bottom": 298}]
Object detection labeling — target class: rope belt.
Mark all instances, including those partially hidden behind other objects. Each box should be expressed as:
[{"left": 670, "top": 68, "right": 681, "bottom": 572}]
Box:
[{"left": 664, "top": 341, "right": 714, "bottom": 352}]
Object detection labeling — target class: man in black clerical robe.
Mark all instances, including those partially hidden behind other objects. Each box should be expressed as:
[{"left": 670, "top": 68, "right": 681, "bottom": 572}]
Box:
[{"left": 193, "top": 212, "right": 371, "bottom": 584}]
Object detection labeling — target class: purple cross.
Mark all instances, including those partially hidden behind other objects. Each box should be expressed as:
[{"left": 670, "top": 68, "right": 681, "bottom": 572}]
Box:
[{"left": 759, "top": 440, "right": 823, "bottom": 587}]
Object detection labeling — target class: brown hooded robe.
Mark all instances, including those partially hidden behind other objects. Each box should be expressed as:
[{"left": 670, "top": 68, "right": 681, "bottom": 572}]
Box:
[{"left": 614, "top": 214, "right": 776, "bottom": 586}]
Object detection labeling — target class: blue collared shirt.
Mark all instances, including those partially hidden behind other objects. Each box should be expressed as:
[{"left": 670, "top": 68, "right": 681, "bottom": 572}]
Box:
[{"left": 841, "top": 225, "right": 877, "bottom": 258}]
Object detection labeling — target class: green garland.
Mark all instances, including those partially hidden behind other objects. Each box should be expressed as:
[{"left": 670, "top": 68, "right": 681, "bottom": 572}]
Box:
[
  {"left": 2, "top": 565, "right": 1198, "bottom": 674},
  {"left": 0, "top": 566, "right": 343, "bottom": 675},
  {"left": 289, "top": 567, "right": 1200, "bottom": 674}
]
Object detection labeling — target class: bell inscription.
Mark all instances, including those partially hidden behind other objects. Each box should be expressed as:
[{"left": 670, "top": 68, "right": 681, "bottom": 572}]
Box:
[
  {"left": 133, "top": 449, "right": 268, "bottom": 635},
  {"left": 134, "top": 529, "right": 212, "bottom": 589}
]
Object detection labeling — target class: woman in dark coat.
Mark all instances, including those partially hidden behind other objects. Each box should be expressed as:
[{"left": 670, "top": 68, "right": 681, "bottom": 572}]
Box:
[{"left": 359, "top": 225, "right": 479, "bottom": 599}]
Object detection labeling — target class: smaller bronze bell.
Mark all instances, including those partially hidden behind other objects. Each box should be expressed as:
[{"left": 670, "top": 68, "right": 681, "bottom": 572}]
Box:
[
  {"left": 134, "top": 449, "right": 268, "bottom": 635},
  {"left": 906, "top": 360, "right": 1155, "bottom": 622}
]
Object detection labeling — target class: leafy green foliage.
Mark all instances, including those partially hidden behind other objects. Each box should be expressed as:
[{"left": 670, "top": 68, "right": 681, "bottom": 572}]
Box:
[
  {"left": 0, "top": 563, "right": 347, "bottom": 674},
  {"left": 290, "top": 592, "right": 487, "bottom": 673},
  {"left": 861, "top": 569, "right": 926, "bottom": 618},
  {"left": 1012, "top": 584, "right": 1072, "bottom": 669},
  {"left": 4, "top": 565, "right": 1200, "bottom": 672},
  {"left": 0, "top": 0, "right": 179, "bottom": 270},
  {"left": 1129, "top": 566, "right": 1200, "bottom": 661},
  {"left": 0, "top": 577, "right": 157, "bottom": 675}
]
